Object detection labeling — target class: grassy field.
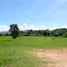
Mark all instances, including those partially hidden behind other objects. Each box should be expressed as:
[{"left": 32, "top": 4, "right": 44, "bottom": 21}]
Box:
[{"left": 0, "top": 36, "right": 67, "bottom": 67}]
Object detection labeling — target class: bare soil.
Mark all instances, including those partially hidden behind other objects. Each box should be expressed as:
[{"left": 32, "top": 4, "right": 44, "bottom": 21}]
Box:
[{"left": 29, "top": 49, "right": 67, "bottom": 67}]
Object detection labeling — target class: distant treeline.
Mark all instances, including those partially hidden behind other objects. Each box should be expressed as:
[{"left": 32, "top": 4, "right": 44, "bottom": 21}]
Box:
[{"left": 0, "top": 28, "right": 67, "bottom": 37}]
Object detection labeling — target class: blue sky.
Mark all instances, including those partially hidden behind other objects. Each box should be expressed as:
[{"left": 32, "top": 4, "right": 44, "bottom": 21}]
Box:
[{"left": 0, "top": 0, "right": 67, "bottom": 31}]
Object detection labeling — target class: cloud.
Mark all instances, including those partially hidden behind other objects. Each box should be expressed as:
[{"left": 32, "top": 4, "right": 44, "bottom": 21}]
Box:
[
  {"left": 19, "top": 23, "right": 35, "bottom": 30},
  {"left": 19, "top": 23, "right": 48, "bottom": 30},
  {"left": 18, "top": 23, "right": 67, "bottom": 30},
  {"left": 0, "top": 25, "right": 9, "bottom": 32},
  {"left": 0, "top": 23, "right": 67, "bottom": 32}
]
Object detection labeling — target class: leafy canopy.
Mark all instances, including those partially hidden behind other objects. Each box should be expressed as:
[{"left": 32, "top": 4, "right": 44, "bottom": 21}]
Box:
[{"left": 9, "top": 24, "right": 19, "bottom": 39}]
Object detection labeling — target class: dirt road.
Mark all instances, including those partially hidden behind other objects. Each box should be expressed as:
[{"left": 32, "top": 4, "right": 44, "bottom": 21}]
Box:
[{"left": 30, "top": 49, "right": 67, "bottom": 67}]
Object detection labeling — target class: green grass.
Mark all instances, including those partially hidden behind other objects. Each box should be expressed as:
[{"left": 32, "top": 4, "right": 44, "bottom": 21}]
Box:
[{"left": 0, "top": 36, "right": 67, "bottom": 67}]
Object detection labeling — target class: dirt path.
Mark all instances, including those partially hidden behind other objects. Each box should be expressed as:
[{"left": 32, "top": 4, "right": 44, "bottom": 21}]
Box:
[{"left": 29, "top": 49, "right": 67, "bottom": 67}]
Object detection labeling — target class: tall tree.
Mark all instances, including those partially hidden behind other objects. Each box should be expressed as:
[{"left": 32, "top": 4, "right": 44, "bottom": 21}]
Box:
[{"left": 9, "top": 24, "right": 19, "bottom": 39}]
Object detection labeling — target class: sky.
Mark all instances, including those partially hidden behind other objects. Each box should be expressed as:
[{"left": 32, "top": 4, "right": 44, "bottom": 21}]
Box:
[{"left": 0, "top": 0, "right": 67, "bottom": 31}]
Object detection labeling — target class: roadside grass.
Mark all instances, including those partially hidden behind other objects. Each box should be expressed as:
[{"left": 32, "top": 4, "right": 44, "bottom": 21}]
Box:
[{"left": 0, "top": 36, "right": 67, "bottom": 67}]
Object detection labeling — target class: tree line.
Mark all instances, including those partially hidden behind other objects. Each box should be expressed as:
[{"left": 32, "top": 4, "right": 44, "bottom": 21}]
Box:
[
  {"left": 19, "top": 28, "right": 67, "bottom": 37},
  {"left": 0, "top": 24, "right": 67, "bottom": 39}
]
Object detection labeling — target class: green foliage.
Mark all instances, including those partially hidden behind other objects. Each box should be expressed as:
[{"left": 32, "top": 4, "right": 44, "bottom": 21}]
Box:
[
  {"left": 9, "top": 24, "right": 19, "bottom": 39},
  {"left": 42, "top": 30, "right": 51, "bottom": 36},
  {"left": 18, "top": 28, "right": 67, "bottom": 37},
  {"left": 0, "top": 34, "right": 2, "bottom": 36},
  {"left": 5, "top": 33, "right": 10, "bottom": 36},
  {"left": 1, "top": 28, "right": 67, "bottom": 37},
  {"left": 63, "top": 32, "right": 67, "bottom": 37}
]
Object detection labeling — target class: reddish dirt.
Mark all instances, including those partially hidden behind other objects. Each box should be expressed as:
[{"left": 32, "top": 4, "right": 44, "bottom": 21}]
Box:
[{"left": 29, "top": 49, "right": 67, "bottom": 67}]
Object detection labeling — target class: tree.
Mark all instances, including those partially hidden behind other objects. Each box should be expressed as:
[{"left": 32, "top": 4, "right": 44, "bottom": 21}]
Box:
[
  {"left": 0, "top": 34, "right": 2, "bottom": 36},
  {"left": 19, "top": 31, "right": 24, "bottom": 36},
  {"left": 63, "top": 32, "right": 67, "bottom": 37},
  {"left": 5, "top": 32, "right": 10, "bottom": 36},
  {"left": 9, "top": 24, "right": 19, "bottom": 39},
  {"left": 54, "top": 31, "right": 59, "bottom": 37},
  {"left": 43, "top": 30, "right": 50, "bottom": 36}
]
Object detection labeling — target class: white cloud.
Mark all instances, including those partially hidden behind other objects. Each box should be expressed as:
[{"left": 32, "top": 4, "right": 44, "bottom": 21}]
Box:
[
  {"left": 19, "top": 23, "right": 35, "bottom": 30},
  {"left": 18, "top": 23, "right": 67, "bottom": 30},
  {"left": 19, "top": 23, "right": 48, "bottom": 30},
  {"left": 0, "top": 23, "right": 67, "bottom": 32},
  {"left": 0, "top": 25, "right": 9, "bottom": 32}
]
